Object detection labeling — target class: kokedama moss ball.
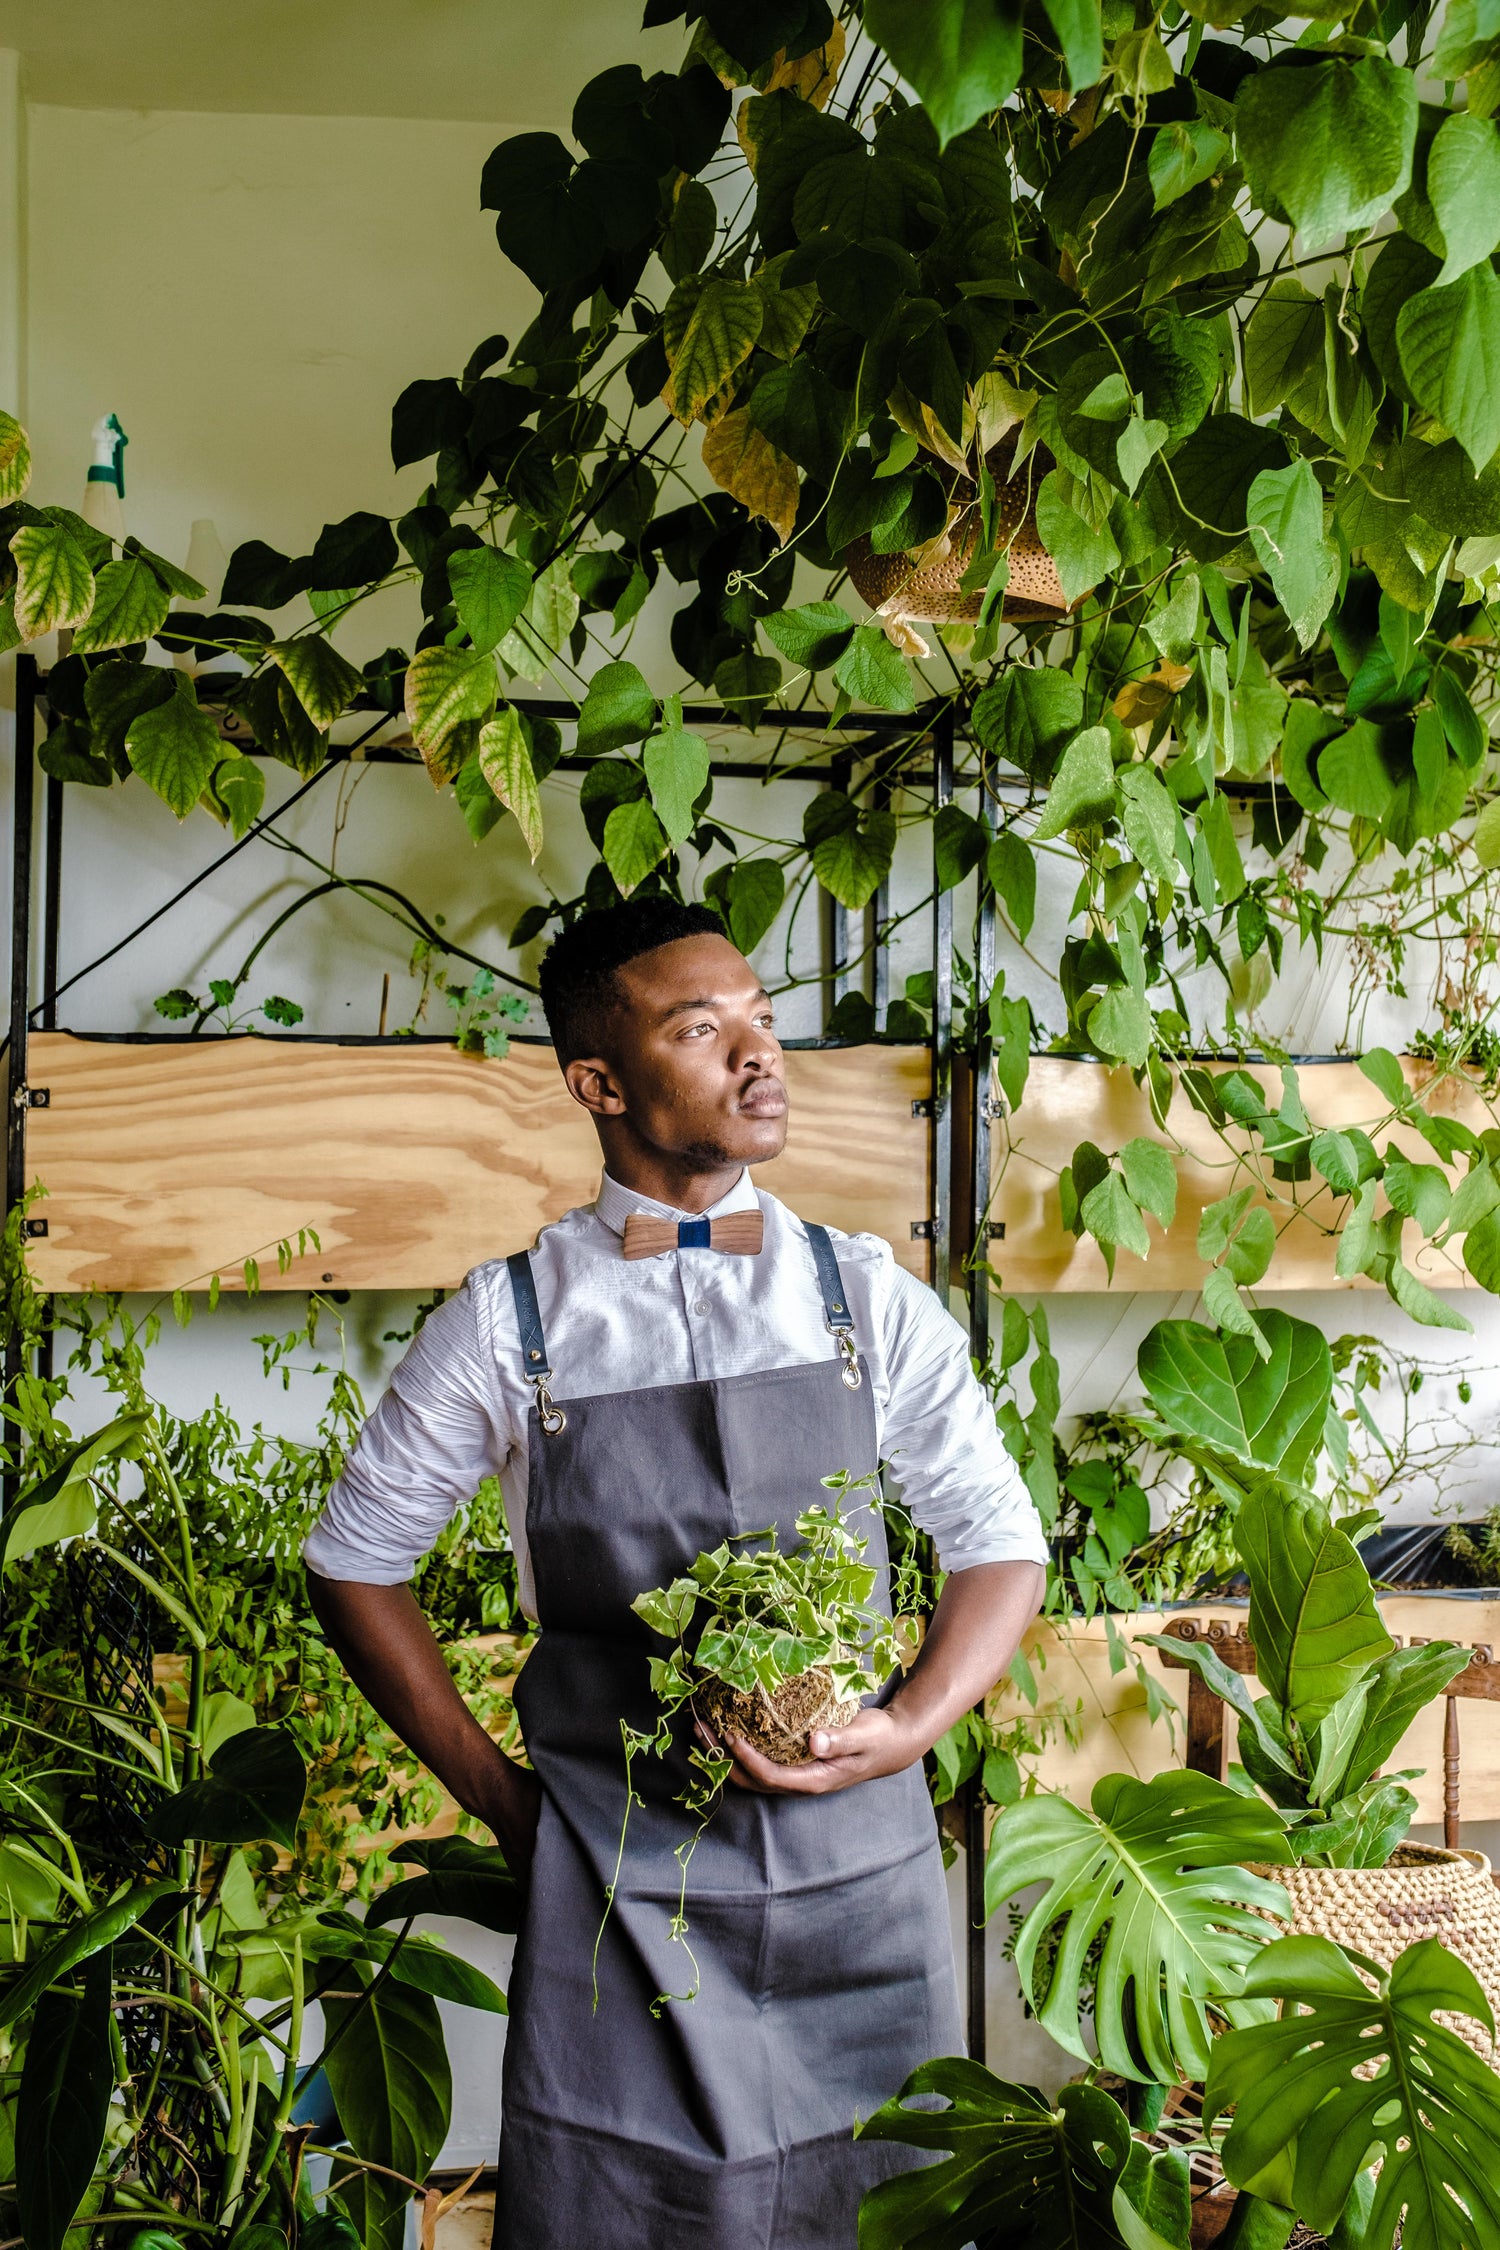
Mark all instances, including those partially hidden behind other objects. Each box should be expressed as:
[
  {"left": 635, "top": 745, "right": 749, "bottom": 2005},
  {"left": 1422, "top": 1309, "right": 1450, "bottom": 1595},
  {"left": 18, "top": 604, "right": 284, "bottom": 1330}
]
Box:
[{"left": 695, "top": 1664, "right": 860, "bottom": 1765}]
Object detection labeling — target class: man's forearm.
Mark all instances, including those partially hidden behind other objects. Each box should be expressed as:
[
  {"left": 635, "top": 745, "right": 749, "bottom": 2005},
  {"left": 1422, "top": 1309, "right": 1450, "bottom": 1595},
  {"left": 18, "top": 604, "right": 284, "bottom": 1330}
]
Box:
[
  {"left": 305, "top": 1572, "right": 528, "bottom": 1828},
  {"left": 886, "top": 1558, "right": 1045, "bottom": 1757}
]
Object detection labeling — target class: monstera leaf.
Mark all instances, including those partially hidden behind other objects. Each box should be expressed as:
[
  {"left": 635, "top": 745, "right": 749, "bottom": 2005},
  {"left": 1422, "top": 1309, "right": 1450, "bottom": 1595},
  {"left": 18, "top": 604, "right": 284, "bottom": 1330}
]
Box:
[
  {"left": 1236, "top": 1484, "right": 1394, "bottom": 1732},
  {"left": 857, "top": 2061, "right": 1191, "bottom": 2250},
  {"left": 984, "top": 1771, "right": 1292, "bottom": 2084},
  {"left": 1206, "top": 1936, "right": 1500, "bottom": 2249},
  {"left": 1137, "top": 1311, "right": 1332, "bottom": 1480}
]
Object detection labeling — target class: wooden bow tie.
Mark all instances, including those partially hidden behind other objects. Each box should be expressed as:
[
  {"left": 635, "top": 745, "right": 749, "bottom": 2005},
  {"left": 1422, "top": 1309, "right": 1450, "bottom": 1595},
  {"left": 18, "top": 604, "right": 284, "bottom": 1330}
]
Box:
[{"left": 621, "top": 1210, "right": 765, "bottom": 1260}]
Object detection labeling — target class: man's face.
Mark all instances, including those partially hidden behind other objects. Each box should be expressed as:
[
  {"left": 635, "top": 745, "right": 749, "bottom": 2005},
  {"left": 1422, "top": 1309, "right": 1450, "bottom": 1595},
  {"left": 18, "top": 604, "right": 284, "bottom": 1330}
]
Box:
[{"left": 568, "top": 932, "right": 789, "bottom": 1169}]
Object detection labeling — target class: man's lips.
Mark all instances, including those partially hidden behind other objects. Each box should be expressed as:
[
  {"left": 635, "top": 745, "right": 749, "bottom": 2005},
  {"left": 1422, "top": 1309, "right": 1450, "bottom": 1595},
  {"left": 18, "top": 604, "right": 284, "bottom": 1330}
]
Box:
[{"left": 737, "top": 1080, "right": 788, "bottom": 1117}]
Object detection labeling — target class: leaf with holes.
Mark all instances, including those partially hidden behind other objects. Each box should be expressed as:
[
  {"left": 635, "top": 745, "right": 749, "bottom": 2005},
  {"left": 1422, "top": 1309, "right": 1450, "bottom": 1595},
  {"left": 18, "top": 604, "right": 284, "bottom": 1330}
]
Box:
[
  {"left": 1207, "top": 1936, "right": 1500, "bottom": 2248},
  {"left": 985, "top": 1769, "right": 1290, "bottom": 2084}
]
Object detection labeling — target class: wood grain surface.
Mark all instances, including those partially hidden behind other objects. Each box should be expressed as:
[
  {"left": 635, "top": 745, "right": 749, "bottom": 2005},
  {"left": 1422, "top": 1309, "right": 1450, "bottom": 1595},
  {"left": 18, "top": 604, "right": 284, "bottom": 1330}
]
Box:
[
  {"left": 989, "top": 1054, "right": 1497, "bottom": 1293},
  {"left": 22, "top": 1034, "right": 933, "bottom": 1293}
]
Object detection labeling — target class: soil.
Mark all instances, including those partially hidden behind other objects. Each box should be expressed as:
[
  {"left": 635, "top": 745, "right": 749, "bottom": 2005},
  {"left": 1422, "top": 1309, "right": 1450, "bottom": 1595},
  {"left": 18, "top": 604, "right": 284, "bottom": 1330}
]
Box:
[{"left": 694, "top": 1665, "right": 859, "bottom": 1765}]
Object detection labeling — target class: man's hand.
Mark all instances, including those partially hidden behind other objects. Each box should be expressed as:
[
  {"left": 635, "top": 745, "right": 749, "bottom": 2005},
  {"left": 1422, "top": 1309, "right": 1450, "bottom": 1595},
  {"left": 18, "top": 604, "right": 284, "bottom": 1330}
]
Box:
[
  {"left": 712, "top": 1557, "right": 1045, "bottom": 1801},
  {"left": 477, "top": 1758, "right": 545, "bottom": 1879},
  {"left": 719, "top": 1705, "right": 921, "bottom": 1795}
]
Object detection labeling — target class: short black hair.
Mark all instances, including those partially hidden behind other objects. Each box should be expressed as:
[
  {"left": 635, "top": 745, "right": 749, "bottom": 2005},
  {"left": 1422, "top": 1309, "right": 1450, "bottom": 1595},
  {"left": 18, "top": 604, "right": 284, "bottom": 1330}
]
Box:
[{"left": 538, "top": 898, "right": 728, "bottom": 1065}]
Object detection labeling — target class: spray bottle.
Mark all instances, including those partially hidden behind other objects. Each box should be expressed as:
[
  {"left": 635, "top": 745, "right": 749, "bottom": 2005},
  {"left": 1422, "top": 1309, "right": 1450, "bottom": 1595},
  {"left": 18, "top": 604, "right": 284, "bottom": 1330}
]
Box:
[{"left": 81, "top": 412, "right": 128, "bottom": 543}]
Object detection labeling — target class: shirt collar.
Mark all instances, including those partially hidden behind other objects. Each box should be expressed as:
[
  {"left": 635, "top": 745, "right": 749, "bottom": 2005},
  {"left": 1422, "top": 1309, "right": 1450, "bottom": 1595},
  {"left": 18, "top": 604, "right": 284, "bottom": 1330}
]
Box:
[{"left": 593, "top": 1167, "right": 761, "bottom": 1239}]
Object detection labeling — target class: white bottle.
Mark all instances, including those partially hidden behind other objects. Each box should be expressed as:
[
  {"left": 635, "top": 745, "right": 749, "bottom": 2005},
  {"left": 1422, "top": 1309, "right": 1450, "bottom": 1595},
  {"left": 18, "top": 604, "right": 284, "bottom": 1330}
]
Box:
[
  {"left": 81, "top": 412, "right": 127, "bottom": 543},
  {"left": 184, "top": 517, "right": 227, "bottom": 607}
]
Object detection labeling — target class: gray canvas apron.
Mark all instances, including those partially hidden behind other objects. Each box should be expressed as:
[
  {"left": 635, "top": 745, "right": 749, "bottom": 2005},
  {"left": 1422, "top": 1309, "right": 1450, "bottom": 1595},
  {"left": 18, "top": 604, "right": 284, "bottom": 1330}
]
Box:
[{"left": 493, "top": 1221, "right": 961, "bottom": 2249}]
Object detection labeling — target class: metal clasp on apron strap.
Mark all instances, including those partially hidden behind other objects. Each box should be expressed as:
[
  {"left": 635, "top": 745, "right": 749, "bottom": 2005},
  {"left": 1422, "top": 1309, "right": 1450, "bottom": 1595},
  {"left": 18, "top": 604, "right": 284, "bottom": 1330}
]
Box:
[
  {"left": 507, "top": 1250, "right": 567, "bottom": 1435},
  {"left": 804, "top": 1221, "right": 862, "bottom": 1391}
]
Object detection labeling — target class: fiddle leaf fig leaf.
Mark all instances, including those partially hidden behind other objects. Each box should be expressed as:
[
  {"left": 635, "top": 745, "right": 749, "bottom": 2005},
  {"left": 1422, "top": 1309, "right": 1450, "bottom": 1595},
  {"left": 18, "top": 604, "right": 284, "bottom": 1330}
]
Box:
[
  {"left": 1236, "top": 1482, "right": 1394, "bottom": 1731},
  {"left": 478, "top": 707, "right": 544, "bottom": 861},
  {"left": 1137, "top": 1309, "right": 1332, "bottom": 1480},
  {"left": 985, "top": 1769, "right": 1291, "bottom": 2084}
]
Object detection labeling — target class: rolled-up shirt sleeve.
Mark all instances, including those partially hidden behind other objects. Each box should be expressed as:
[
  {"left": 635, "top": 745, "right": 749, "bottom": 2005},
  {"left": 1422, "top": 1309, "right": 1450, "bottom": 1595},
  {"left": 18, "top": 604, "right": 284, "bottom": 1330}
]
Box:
[
  {"left": 876, "top": 1262, "right": 1048, "bottom": 1574},
  {"left": 303, "top": 1282, "right": 512, "bottom": 1584}
]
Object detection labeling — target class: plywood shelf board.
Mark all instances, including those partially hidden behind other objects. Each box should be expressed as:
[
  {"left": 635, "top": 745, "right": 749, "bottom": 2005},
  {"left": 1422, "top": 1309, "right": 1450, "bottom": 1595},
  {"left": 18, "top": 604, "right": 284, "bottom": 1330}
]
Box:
[
  {"left": 989, "top": 1055, "right": 1498, "bottom": 1293},
  {"left": 22, "top": 1033, "right": 933, "bottom": 1293}
]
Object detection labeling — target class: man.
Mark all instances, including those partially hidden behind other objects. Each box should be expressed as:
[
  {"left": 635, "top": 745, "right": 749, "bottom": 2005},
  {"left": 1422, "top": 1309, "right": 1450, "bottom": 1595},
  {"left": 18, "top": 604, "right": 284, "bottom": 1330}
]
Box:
[{"left": 305, "top": 897, "right": 1046, "bottom": 2250}]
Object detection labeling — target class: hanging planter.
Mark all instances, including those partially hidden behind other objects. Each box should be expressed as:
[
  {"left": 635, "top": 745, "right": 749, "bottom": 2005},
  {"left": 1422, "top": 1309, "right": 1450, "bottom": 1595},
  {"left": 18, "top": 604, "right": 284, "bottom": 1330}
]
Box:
[{"left": 844, "top": 433, "right": 1071, "bottom": 656}]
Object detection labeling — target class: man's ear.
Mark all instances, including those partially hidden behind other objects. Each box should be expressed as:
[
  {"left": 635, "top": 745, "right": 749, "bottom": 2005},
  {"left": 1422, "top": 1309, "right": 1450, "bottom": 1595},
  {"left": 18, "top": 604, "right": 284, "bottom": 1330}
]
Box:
[{"left": 563, "top": 1055, "right": 627, "bottom": 1119}]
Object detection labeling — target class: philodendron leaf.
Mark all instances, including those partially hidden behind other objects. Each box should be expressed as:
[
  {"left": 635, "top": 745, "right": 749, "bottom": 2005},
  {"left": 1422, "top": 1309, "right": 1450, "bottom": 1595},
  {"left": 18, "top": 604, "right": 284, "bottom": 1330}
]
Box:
[
  {"left": 984, "top": 1769, "right": 1291, "bottom": 2085},
  {"left": 478, "top": 707, "right": 543, "bottom": 861},
  {"left": 1246, "top": 460, "right": 1339, "bottom": 651},
  {"left": 1206, "top": 1936, "right": 1500, "bottom": 2247},
  {"left": 15, "top": 1948, "right": 114, "bottom": 2250},
  {"left": 0, "top": 1410, "right": 151, "bottom": 1570},
  {"left": 125, "top": 674, "right": 225, "bottom": 818},
  {"left": 368, "top": 1837, "right": 523, "bottom": 1937},
  {"left": 861, "top": 0, "right": 1024, "bottom": 146},
  {"left": 150, "top": 1723, "right": 307, "bottom": 1851},
  {"left": 0, "top": 1879, "right": 185, "bottom": 2030},
  {"left": 272, "top": 635, "right": 363, "bottom": 727},
  {"left": 323, "top": 1971, "right": 451, "bottom": 2250},
  {"left": 856, "top": 2063, "right": 1145, "bottom": 2250},
  {"left": 1136, "top": 1308, "right": 1332, "bottom": 1480},
  {"left": 1235, "top": 1483, "right": 1393, "bottom": 1733}
]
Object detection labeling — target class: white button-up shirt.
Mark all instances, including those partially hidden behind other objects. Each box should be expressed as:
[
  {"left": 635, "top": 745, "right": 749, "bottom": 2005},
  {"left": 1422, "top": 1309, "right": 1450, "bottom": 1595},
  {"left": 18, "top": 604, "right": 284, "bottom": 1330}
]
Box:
[{"left": 303, "top": 1170, "right": 1047, "bottom": 1618}]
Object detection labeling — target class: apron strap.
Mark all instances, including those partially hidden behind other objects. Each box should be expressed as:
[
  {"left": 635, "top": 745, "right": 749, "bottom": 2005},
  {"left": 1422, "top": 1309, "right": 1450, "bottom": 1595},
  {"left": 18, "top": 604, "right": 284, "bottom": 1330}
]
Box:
[
  {"left": 803, "top": 1222, "right": 862, "bottom": 1392},
  {"left": 507, "top": 1251, "right": 567, "bottom": 1436}
]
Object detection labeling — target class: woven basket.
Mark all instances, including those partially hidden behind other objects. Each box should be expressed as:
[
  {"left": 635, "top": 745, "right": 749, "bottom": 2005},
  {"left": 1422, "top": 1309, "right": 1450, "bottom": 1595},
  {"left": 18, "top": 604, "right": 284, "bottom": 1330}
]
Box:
[
  {"left": 1248, "top": 1842, "right": 1500, "bottom": 2062},
  {"left": 843, "top": 433, "right": 1071, "bottom": 645}
]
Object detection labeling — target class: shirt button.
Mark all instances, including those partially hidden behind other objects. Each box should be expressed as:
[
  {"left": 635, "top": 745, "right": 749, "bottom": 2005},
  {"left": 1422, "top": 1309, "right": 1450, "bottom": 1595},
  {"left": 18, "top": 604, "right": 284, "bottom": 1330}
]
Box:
[{"left": 692, "top": 1299, "right": 710, "bottom": 1317}]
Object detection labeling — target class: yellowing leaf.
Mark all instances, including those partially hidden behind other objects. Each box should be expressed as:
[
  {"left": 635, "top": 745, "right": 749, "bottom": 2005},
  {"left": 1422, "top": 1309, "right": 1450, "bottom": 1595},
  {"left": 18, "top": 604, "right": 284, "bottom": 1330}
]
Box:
[
  {"left": 478, "top": 707, "right": 544, "bottom": 862},
  {"left": 0, "top": 410, "right": 30, "bottom": 504},
  {"left": 701, "top": 409, "right": 799, "bottom": 543},
  {"left": 72, "top": 556, "right": 171, "bottom": 653},
  {"left": 762, "top": 20, "right": 845, "bottom": 108},
  {"left": 272, "top": 636, "right": 363, "bottom": 727},
  {"left": 404, "top": 646, "right": 497, "bottom": 783},
  {"left": 12, "top": 517, "right": 96, "bottom": 638},
  {"left": 662, "top": 276, "right": 764, "bottom": 424}
]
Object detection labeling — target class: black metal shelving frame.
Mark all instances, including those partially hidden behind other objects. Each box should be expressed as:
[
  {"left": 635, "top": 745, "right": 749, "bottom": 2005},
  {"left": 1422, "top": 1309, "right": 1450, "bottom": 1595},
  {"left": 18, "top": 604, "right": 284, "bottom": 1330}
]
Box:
[{"left": 4, "top": 650, "right": 1001, "bottom": 2054}]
